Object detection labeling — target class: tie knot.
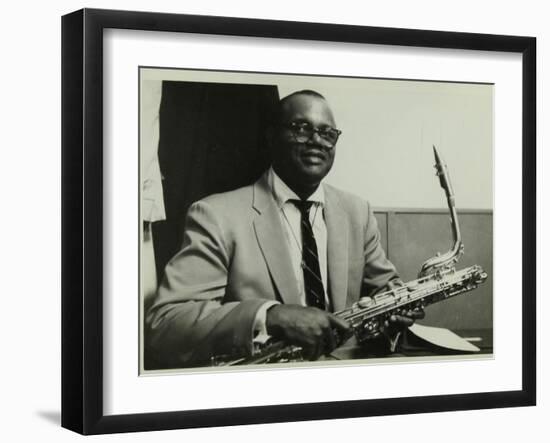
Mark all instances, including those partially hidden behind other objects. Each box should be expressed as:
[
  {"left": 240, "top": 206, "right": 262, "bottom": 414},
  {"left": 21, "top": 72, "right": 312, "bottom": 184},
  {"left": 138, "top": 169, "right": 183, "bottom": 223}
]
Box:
[{"left": 290, "top": 199, "right": 314, "bottom": 215}]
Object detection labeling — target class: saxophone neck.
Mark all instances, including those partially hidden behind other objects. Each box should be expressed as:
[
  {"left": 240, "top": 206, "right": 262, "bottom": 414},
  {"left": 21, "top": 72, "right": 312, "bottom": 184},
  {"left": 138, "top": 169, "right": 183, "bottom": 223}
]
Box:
[{"left": 418, "top": 147, "right": 463, "bottom": 277}]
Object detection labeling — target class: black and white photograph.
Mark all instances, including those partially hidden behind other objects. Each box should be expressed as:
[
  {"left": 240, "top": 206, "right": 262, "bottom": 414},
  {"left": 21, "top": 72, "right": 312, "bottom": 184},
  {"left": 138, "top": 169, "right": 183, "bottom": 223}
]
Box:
[
  {"left": 1, "top": 0, "right": 547, "bottom": 440},
  {"left": 140, "top": 68, "right": 493, "bottom": 373}
]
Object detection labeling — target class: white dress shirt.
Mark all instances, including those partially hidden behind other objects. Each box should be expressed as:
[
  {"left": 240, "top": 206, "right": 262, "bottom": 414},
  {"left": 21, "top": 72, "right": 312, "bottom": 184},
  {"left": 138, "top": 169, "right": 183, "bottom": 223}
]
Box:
[
  {"left": 268, "top": 167, "right": 329, "bottom": 306},
  {"left": 252, "top": 167, "right": 330, "bottom": 344}
]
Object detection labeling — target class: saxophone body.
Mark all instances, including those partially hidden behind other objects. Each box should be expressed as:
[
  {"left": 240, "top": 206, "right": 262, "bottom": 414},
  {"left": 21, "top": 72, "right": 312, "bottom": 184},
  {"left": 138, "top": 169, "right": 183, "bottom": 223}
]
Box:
[
  {"left": 211, "top": 147, "right": 488, "bottom": 366},
  {"left": 342, "top": 264, "right": 487, "bottom": 344},
  {"left": 212, "top": 265, "right": 487, "bottom": 366}
]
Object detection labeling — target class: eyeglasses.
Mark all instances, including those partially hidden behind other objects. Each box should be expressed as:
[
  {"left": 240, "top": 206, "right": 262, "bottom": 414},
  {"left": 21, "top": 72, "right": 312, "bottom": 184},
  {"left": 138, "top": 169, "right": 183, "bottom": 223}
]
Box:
[{"left": 284, "top": 121, "right": 342, "bottom": 148}]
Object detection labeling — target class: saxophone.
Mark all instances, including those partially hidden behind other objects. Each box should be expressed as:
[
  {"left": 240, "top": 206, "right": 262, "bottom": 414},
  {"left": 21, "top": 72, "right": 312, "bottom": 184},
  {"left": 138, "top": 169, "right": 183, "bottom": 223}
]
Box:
[{"left": 211, "top": 147, "right": 488, "bottom": 366}]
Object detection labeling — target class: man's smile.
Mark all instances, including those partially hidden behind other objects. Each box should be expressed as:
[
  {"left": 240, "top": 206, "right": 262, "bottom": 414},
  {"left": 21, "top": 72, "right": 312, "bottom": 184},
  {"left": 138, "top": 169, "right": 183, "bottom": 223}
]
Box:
[{"left": 300, "top": 149, "right": 327, "bottom": 164}]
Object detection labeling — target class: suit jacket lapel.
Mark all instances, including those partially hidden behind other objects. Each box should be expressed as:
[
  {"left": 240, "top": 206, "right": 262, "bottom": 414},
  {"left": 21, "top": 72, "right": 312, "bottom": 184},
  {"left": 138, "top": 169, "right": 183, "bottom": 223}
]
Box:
[
  {"left": 324, "top": 186, "right": 349, "bottom": 312},
  {"left": 252, "top": 174, "right": 302, "bottom": 305}
]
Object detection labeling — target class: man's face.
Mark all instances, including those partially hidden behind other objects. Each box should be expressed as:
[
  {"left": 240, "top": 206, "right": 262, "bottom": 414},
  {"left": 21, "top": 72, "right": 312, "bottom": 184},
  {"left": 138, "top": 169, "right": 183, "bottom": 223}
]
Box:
[{"left": 272, "top": 94, "right": 338, "bottom": 189}]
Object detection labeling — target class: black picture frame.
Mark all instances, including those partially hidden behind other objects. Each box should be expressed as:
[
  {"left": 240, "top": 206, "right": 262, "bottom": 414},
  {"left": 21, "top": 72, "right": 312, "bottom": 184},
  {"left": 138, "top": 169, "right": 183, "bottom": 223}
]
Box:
[{"left": 61, "top": 8, "right": 536, "bottom": 435}]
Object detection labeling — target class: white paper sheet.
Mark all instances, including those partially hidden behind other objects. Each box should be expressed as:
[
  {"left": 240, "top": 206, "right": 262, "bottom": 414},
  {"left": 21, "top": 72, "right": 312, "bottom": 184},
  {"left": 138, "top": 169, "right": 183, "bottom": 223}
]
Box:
[{"left": 408, "top": 324, "right": 480, "bottom": 352}]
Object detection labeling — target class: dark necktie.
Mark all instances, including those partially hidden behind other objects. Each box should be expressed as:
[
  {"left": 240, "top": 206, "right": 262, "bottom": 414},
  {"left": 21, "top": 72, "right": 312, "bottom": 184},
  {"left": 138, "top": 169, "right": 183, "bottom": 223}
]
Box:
[{"left": 291, "top": 200, "right": 326, "bottom": 310}]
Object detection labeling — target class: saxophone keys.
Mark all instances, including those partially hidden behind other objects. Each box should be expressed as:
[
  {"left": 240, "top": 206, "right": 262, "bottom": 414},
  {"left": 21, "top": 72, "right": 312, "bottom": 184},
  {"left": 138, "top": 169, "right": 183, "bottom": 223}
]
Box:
[{"left": 358, "top": 297, "right": 375, "bottom": 308}]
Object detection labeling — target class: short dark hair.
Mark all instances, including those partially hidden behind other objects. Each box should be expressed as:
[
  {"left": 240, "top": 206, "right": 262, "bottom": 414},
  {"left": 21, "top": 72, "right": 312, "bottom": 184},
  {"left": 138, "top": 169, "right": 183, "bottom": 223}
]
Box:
[
  {"left": 271, "top": 89, "right": 327, "bottom": 126},
  {"left": 280, "top": 89, "right": 326, "bottom": 105}
]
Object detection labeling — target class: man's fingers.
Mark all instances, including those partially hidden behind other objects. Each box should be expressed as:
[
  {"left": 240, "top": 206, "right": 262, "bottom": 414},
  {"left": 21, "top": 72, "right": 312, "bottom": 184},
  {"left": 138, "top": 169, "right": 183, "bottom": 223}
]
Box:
[
  {"left": 389, "top": 307, "right": 425, "bottom": 325},
  {"left": 267, "top": 306, "right": 353, "bottom": 360},
  {"left": 306, "top": 339, "right": 323, "bottom": 361},
  {"left": 410, "top": 308, "right": 425, "bottom": 320},
  {"left": 390, "top": 314, "right": 414, "bottom": 327},
  {"left": 328, "top": 313, "right": 351, "bottom": 332},
  {"left": 400, "top": 308, "right": 425, "bottom": 320},
  {"left": 323, "top": 326, "right": 336, "bottom": 353}
]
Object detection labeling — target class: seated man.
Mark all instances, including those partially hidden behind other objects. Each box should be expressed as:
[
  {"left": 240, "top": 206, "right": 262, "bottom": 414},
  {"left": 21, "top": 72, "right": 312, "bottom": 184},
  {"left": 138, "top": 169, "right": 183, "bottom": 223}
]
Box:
[{"left": 146, "top": 89, "right": 422, "bottom": 368}]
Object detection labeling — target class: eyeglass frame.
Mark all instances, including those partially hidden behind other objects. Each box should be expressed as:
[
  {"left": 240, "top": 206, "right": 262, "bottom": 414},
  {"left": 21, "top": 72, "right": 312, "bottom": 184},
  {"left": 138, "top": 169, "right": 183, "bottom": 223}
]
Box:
[{"left": 281, "top": 121, "right": 343, "bottom": 148}]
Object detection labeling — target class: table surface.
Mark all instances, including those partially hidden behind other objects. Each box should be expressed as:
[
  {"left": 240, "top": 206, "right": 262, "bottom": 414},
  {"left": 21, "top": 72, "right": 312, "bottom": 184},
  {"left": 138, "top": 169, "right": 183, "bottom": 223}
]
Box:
[{"left": 329, "top": 328, "right": 493, "bottom": 361}]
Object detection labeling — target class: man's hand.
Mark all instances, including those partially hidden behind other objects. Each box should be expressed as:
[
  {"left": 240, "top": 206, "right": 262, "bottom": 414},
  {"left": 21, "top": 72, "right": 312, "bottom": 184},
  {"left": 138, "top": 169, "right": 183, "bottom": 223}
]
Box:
[
  {"left": 381, "top": 307, "right": 425, "bottom": 352},
  {"left": 386, "top": 307, "right": 425, "bottom": 332},
  {"left": 363, "top": 279, "right": 426, "bottom": 352},
  {"left": 266, "top": 305, "right": 351, "bottom": 361},
  {"left": 385, "top": 279, "right": 425, "bottom": 331}
]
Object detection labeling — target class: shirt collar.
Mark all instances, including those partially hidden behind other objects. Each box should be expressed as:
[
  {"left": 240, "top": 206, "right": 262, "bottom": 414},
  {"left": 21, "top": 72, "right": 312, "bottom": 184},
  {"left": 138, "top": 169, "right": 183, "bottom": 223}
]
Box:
[{"left": 268, "top": 167, "right": 325, "bottom": 209}]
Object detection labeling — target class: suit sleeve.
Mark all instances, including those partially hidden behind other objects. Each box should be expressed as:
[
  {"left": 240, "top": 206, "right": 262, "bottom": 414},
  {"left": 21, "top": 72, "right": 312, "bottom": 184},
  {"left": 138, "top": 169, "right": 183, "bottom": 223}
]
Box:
[
  {"left": 145, "top": 200, "right": 266, "bottom": 368},
  {"left": 361, "top": 203, "right": 400, "bottom": 297}
]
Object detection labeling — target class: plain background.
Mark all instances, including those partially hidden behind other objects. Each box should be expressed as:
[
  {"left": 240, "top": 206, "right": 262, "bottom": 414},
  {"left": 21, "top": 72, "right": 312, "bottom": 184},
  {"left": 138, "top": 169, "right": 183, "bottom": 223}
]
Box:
[
  {"left": 141, "top": 69, "right": 493, "bottom": 208},
  {"left": 0, "top": 1, "right": 544, "bottom": 442}
]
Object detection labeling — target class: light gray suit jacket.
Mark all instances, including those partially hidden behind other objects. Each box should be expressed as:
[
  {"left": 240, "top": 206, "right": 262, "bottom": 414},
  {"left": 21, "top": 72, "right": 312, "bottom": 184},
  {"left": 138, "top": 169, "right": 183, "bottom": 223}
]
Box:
[{"left": 146, "top": 172, "right": 398, "bottom": 367}]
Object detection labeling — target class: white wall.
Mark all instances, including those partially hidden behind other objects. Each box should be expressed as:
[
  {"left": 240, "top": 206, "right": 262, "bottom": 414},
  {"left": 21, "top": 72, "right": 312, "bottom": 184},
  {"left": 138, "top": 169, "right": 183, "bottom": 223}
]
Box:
[
  {"left": 0, "top": 1, "right": 545, "bottom": 442},
  {"left": 143, "top": 68, "right": 493, "bottom": 209}
]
